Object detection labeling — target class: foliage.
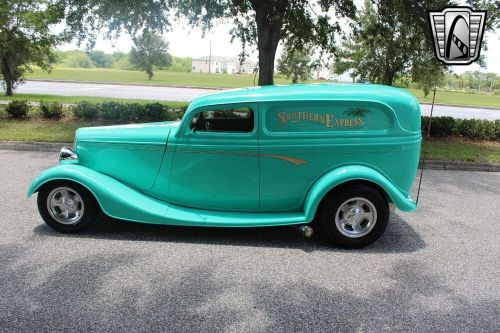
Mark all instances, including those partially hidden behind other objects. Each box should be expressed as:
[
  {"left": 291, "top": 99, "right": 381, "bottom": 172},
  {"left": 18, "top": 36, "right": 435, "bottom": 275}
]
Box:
[
  {"left": 71, "top": 101, "right": 99, "bottom": 120},
  {"left": 444, "top": 71, "right": 500, "bottom": 93},
  {"left": 87, "top": 50, "right": 112, "bottom": 68},
  {"left": 277, "top": 46, "right": 312, "bottom": 83},
  {"left": 0, "top": 0, "right": 65, "bottom": 95},
  {"left": 67, "top": 52, "right": 93, "bottom": 68},
  {"left": 39, "top": 101, "right": 63, "bottom": 119},
  {"left": 6, "top": 101, "right": 30, "bottom": 118},
  {"left": 168, "top": 57, "right": 192, "bottom": 72},
  {"left": 71, "top": 101, "right": 186, "bottom": 122},
  {"left": 129, "top": 32, "right": 172, "bottom": 80},
  {"left": 421, "top": 116, "right": 500, "bottom": 141},
  {"left": 334, "top": 0, "right": 450, "bottom": 94},
  {"left": 110, "top": 52, "right": 134, "bottom": 70},
  {"left": 63, "top": 1, "right": 172, "bottom": 47},
  {"left": 62, "top": 0, "right": 355, "bottom": 86}
]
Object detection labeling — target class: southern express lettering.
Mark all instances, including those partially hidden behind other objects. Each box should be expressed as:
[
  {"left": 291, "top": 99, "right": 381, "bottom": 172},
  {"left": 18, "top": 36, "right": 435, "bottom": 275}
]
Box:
[{"left": 277, "top": 111, "right": 364, "bottom": 128}]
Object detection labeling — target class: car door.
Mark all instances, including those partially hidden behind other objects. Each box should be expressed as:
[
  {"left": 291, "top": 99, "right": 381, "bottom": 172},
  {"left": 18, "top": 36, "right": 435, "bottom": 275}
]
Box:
[{"left": 168, "top": 103, "right": 259, "bottom": 211}]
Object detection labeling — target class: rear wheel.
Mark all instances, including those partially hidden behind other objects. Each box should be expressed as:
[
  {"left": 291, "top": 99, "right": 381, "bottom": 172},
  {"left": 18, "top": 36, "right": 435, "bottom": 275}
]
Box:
[
  {"left": 37, "top": 181, "right": 99, "bottom": 233},
  {"left": 319, "top": 184, "right": 389, "bottom": 248}
]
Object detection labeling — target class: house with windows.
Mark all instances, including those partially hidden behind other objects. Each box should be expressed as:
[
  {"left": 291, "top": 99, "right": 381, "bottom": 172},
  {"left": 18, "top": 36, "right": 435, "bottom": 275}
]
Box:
[
  {"left": 192, "top": 56, "right": 238, "bottom": 74},
  {"left": 192, "top": 56, "right": 257, "bottom": 74}
]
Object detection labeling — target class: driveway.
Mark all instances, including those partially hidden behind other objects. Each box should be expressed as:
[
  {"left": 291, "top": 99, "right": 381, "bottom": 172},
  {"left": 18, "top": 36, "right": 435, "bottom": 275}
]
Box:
[
  {"left": 15, "top": 80, "right": 500, "bottom": 120},
  {"left": 0, "top": 150, "right": 499, "bottom": 332}
]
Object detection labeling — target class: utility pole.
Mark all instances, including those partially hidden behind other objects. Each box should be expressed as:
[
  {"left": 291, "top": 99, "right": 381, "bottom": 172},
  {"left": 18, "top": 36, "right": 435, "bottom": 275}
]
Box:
[{"left": 209, "top": 40, "right": 212, "bottom": 75}]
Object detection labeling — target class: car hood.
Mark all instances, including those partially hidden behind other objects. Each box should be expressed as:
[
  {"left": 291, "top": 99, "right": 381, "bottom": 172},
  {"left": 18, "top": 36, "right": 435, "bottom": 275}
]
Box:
[{"left": 75, "top": 121, "right": 180, "bottom": 145}]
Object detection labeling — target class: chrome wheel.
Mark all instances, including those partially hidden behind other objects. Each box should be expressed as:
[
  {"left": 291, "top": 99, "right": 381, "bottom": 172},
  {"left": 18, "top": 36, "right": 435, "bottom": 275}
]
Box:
[
  {"left": 46, "top": 187, "right": 85, "bottom": 225},
  {"left": 334, "top": 197, "right": 377, "bottom": 238}
]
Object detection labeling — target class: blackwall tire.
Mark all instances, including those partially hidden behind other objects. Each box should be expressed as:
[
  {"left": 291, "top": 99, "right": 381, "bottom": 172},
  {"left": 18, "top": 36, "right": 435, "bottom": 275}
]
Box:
[
  {"left": 319, "top": 184, "right": 389, "bottom": 248},
  {"left": 37, "top": 181, "right": 99, "bottom": 233}
]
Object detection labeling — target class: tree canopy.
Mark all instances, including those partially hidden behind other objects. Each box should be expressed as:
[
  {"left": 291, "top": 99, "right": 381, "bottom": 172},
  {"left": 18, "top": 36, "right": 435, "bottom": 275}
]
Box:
[
  {"left": 334, "top": 0, "right": 453, "bottom": 96},
  {"left": 62, "top": 0, "right": 356, "bottom": 85},
  {"left": 129, "top": 32, "right": 172, "bottom": 80},
  {"left": 277, "top": 46, "right": 313, "bottom": 83},
  {"left": 0, "top": 0, "right": 65, "bottom": 95}
]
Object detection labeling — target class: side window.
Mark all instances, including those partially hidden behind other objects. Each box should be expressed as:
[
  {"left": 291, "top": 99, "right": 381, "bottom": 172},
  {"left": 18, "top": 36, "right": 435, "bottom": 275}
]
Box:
[{"left": 190, "top": 107, "right": 254, "bottom": 133}]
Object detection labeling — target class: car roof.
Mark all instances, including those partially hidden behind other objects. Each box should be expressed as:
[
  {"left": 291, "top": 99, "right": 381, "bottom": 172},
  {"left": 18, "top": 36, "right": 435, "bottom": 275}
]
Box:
[{"left": 187, "top": 83, "right": 419, "bottom": 111}]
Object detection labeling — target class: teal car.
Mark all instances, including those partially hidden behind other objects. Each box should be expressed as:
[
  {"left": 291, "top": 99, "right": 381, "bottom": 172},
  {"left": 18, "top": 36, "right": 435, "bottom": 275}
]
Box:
[{"left": 28, "top": 84, "right": 421, "bottom": 248}]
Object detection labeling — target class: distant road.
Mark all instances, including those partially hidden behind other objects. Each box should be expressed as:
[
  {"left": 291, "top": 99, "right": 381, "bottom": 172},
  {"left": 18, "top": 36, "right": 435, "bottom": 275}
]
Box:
[
  {"left": 18, "top": 80, "right": 215, "bottom": 102},
  {"left": 15, "top": 80, "right": 500, "bottom": 120}
]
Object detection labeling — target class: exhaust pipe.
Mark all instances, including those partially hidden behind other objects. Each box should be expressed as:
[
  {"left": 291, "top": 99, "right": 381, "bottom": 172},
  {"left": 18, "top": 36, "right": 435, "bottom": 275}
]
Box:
[{"left": 295, "top": 225, "right": 313, "bottom": 238}]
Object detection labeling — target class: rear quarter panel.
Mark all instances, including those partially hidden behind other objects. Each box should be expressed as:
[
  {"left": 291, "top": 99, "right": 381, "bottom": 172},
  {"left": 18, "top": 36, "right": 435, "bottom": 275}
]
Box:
[{"left": 259, "top": 99, "right": 421, "bottom": 211}]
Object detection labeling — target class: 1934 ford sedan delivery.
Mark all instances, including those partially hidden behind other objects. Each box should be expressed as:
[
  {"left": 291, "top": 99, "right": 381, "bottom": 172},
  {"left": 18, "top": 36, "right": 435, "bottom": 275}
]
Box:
[{"left": 28, "top": 84, "right": 421, "bottom": 248}]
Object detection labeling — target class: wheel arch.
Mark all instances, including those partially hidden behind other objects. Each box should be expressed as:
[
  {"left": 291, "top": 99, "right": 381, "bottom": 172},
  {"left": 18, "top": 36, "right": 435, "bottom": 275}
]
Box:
[
  {"left": 28, "top": 165, "right": 168, "bottom": 224},
  {"left": 303, "top": 165, "right": 416, "bottom": 222}
]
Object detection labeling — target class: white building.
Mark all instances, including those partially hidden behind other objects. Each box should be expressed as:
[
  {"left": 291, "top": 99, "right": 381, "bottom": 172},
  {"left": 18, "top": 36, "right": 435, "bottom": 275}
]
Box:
[
  {"left": 192, "top": 56, "right": 238, "bottom": 74},
  {"left": 311, "top": 66, "right": 332, "bottom": 80},
  {"left": 239, "top": 60, "right": 258, "bottom": 74},
  {"left": 192, "top": 56, "right": 257, "bottom": 74}
]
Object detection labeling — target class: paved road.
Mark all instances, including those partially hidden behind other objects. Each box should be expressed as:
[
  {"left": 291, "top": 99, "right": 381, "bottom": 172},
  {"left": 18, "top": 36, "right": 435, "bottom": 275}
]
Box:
[
  {"left": 16, "top": 80, "right": 500, "bottom": 120},
  {"left": 18, "top": 80, "right": 215, "bottom": 102},
  {"left": 1, "top": 150, "right": 499, "bottom": 332}
]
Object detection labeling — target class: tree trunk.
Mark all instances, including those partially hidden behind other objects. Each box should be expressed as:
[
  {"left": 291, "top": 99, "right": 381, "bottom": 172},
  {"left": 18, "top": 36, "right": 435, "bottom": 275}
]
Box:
[
  {"left": 1, "top": 58, "right": 14, "bottom": 96},
  {"left": 5, "top": 80, "right": 13, "bottom": 96},
  {"left": 252, "top": 0, "right": 288, "bottom": 86}
]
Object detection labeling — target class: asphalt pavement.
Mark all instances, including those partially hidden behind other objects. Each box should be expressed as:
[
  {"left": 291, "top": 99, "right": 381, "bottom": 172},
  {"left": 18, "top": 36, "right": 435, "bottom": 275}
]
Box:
[
  {"left": 0, "top": 150, "right": 499, "bottom": 332},
  {"left": 16, "top": 80, "right": 500, "bottom": 120}
]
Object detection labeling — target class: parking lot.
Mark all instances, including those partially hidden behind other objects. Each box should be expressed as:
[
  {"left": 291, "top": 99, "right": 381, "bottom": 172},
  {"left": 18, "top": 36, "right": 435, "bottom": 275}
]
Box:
[{"left": 0, "top": 149, "right": 499, "bottom": 332}]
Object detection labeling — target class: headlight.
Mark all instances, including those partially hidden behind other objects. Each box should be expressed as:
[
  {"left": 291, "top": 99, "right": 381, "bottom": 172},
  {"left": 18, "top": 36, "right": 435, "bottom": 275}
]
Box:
[{"left": 59, "top": 147, "right": 78, "bottom": 160}]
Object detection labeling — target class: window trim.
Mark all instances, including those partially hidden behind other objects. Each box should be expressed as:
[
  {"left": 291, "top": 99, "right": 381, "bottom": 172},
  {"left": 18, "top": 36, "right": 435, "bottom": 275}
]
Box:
[{"left": 182, "top": 104, "right": 258, "bottom": 138}]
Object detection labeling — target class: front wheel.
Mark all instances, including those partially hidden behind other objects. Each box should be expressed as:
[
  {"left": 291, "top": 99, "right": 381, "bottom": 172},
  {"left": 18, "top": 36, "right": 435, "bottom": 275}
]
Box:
[
  {"left": 37, "top": 181, "right": 99, "bottom": 233},
  {"left": 319, "top": 184, "right": 389, "bottom": 248}
]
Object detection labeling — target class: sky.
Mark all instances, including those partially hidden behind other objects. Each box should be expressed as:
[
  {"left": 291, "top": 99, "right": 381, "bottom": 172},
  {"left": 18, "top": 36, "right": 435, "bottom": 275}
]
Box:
[{"left": 59, "top": 14, "right": 500, "bottom": 75}]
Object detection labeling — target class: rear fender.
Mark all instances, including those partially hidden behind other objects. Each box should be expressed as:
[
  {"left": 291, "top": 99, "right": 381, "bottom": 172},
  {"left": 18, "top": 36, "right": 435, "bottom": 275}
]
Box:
[{"left": 303, "top": 165, "right": 416, "bottom": 222}]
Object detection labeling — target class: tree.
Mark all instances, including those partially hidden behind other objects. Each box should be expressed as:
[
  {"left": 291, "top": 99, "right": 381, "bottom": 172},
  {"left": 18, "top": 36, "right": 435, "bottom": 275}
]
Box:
[
  {"left": 87, "top": 50, "right": 112, "bottom": 68},
  {"left": 277, "top": 46, "right": 312, "bottom": 83},
  {"left": 0, "top": 1, "right": 65, "bottom": 95},
  {"left": 129, "top": 32, "right": 172, "bottom": 80},
  {"left": 63, "top": 0, "right": 356, "bottom": 86},
  {"left": 334, "top": 0, "right": 451, "bottom": 95},
  {"left": 63, "top": 51, "right": 93, "bottom": 68}
]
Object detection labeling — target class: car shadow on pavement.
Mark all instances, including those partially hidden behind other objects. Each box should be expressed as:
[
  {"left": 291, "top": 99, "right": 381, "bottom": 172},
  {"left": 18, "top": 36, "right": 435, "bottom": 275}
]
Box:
[{"left": 33, "top": 213, "right": 425, "bottom": 253}]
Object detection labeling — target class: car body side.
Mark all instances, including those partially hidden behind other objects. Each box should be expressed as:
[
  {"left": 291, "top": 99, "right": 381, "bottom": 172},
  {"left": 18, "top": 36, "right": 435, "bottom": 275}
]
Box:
[{"left": 28, "top": 84, "right": 421, "bottom": 227}]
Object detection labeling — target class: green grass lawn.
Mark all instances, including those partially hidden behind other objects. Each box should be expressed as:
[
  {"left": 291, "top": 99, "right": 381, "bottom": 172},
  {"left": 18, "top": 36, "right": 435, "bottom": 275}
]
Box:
[
  {"left": 24, "top": 67, "right": 500, "bottom": 109},
  {"left": 27, "top": 67, "right": 293, "bottom": 88},
  {"left": 406, "top": 88, "right": 500, "bottom": 108},
  {"left": 422, "top": 138, "right": 499, "bottom": 163}
]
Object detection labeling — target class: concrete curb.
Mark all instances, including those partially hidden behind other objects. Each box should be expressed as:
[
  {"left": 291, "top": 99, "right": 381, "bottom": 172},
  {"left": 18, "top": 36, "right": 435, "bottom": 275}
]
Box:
[
  {"left": 1, "top": 140, "right": 498, "bottom": 172},
  {"left": 418, "top": 159, "right": 500, "bottom": 172},
  {"left": 0, "top": 141, "right": 71, "bottom": 153}
]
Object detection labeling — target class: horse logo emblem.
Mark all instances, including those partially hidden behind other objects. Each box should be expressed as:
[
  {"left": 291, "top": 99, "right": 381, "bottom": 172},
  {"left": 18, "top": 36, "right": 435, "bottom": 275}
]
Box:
[{"left": 429, "top": 7, "right": 487, "bottom": 65}]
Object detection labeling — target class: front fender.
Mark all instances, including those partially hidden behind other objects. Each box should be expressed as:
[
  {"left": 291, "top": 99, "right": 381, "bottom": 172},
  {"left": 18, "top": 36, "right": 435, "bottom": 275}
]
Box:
[
  {"left": 303, "top": 165, "right": 416, "bottom": 222},
  {"left": 27, "top": 164, "right": 168, "bottom": 224}
]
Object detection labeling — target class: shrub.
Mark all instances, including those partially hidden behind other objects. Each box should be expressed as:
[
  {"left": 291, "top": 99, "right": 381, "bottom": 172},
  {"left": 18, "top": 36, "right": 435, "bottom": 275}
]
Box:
[
  {"left": 421, "top": 116, "right": 498, "bottom": 141},
  {"left": 457, "top": 119, "right": 496, "bottom": 140},
  {"left": 125, "top": 103, "right": 148, "bottom": 122},
  {"left": 6, "top": 100, "right": 30, "bottom": 118},
  {"left": 40, "top": 101, "right": 63, "bottom": 119},
  {"left": 144, "top": 102, "right": 168, "bottom": 122},
  {"left": 99, "top": 102, "right": 123, "bottom": 121},
  {"left": 71, "top": 101, "right": 99, "bottom": 120}
]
